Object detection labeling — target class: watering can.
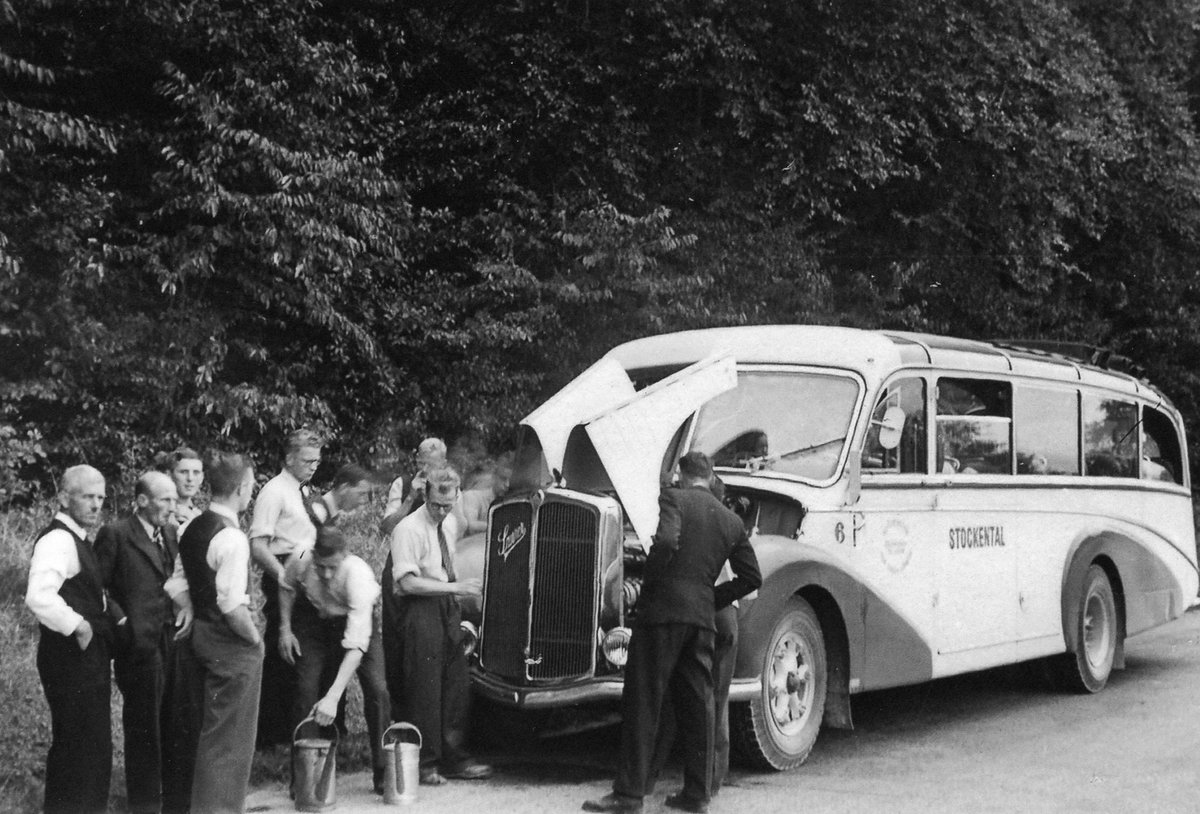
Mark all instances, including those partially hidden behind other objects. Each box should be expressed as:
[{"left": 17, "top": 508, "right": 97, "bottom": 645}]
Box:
[
  {"left": 291, "top": 715, "right": 339, "bottom": 812},
  {"left": 381, "top": 722, "right": 422, "bottom": 805}
]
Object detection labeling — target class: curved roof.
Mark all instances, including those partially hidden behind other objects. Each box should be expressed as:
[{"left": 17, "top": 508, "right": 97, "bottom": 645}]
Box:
[{"left": 603, "top": 325, "right": 1173, "bottom": 407}]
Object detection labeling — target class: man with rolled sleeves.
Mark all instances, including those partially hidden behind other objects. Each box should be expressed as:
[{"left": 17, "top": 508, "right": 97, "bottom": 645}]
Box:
[
  {"left": 584, "top": 452, "right": 761, "bottom": 814},
  {"left": 95, "top": 471, "right": 195, "bottom": 814},
  {"left": 25, "top": 465, "right": 115, "bottom": 814},
  {"left": 279, "top": 525, "right": 392, "bottom": 794},
  {"left": 384, "top": 466, "right": 491, "bottom": 785},
  {"left": 180, "top": 451, "right": 264, "bottom": 813},
  {"left": 249, "top": 429, "right": 321, "bottom": 746}
]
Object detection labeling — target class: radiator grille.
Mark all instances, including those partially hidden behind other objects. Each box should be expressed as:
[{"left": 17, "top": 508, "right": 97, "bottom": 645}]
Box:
[
  {"left": 479, "top": 502, "right": 533, "bottom": 679},
  {"left": 528, "top": 501, "right": 600, "bottom": 680}
]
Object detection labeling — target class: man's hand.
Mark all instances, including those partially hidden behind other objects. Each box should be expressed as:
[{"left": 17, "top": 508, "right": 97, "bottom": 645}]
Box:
[
  {"left": 312, "top": 694, "right": 338, "bottom": 726},
  {"left": 279, "top": 629, "right": 302, "bottom": 665},
  {"left": 454, "top": 577, "right": 483, "bottom": 598},
  {"left": 73, "top": 618, "right": 94, "bottom": 651},
  {"left": 174, "top": 606, "right": 194, "bottom": 640}
]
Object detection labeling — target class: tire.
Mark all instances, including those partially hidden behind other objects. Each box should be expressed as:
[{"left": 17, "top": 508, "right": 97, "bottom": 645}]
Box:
[
  {"left": 731, "top": 597, "right": 827, "bottom": 771},
  {"left": 1056, "top": 564, "right": 1118, "bottom": 693}
]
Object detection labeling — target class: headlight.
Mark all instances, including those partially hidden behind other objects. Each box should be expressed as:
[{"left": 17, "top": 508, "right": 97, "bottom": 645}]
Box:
[
  {"left": 460, "top": 620, "right": 479, "bottom": 657},
  {"left": 601, "top": 626, "right": 632, "bottom": 668}
]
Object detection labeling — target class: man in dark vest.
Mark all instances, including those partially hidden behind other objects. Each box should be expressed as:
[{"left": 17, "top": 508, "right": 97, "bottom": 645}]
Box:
[
  {"left": 96, "top": 470, "right": 195, "bottom": 814},
  {"left": 179, "top": 451, "right": 263, "bottom": 813},
  {"left": 584, "top": 452, "right": 761, "bottom": 814},
  {"left": 25, "top": 464, "right": 115, "bottom": 814}
]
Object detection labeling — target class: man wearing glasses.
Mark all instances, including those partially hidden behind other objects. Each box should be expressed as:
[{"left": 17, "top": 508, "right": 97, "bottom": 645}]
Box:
[
  {"left": 249, "top": 428, "right": 322, "bottom": 746},
  {"left": 383, "top": 466, "right": 492, "bottom": 785}
]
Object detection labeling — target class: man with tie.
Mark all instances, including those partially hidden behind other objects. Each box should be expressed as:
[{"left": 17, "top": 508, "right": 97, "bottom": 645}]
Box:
[
  {"left": 384, "top": 466, "right": 492, "bottom": 785},
  {"left": 25, "top": 464, "right": 115, "bottom": 814},
  {"left": 96, "top": 471, "right": 195, "bottom": 814},
  {"left": 249, "top": 429, "right": 322, "bottom": 746}
]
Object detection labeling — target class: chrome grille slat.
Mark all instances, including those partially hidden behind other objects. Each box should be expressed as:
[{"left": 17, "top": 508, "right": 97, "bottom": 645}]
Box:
[{"left": 529, "top": 502, "right": 599, "bottom": 679}]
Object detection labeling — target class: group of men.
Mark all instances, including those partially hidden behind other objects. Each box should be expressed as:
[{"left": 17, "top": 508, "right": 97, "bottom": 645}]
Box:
[{"left": 25, "top": 430, "right": 493, "bottom": 814}]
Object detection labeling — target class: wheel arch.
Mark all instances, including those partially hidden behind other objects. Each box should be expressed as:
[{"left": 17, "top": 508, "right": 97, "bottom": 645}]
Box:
[
  {"left": 1062, "top": 537, "right": 1129, "bottom": 669},
  {"left": 736, "top": 558, "right": 863, "bottom": 731}
]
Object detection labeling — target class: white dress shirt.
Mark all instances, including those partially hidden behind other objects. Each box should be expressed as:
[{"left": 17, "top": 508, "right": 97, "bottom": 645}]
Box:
[
  {"left": 389, "top": 508, "right": 461, "bottom": 591},
  {"left": 25, "top": 512, "right": 97, "bottom": 635},
  {"left": 285, "top": 551, "right": 380, "bottom": 652},
  {"left": 248, "top": 468, "right": 316, "bottom": 557}
]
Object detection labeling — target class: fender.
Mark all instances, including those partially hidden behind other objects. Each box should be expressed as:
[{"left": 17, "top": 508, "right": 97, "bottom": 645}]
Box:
[
  {"left": 1061, "top": 531, "right": 1189, "bottom": 667},
  {"left": 735, "top": 535, "right": 934, "bottom": 728}
]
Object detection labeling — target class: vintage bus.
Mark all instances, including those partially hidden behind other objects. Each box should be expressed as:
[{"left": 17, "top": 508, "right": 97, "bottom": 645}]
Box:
[{"left": 467, "top": 326, "right": 1198, "bottom": 770}]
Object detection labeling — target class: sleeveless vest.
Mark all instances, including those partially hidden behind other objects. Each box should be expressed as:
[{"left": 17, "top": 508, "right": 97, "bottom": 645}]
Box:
[
  {"left": 34, "top": 518, "right": 107, "bottom": 635},
  {"left": 179, "top": 510, "right": 234, "bottom": 625}
]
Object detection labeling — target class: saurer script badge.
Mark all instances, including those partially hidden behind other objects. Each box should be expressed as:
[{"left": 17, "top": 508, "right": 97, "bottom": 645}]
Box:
[{"left": 498, "top": 522, "right": 528, "bottom": 563}]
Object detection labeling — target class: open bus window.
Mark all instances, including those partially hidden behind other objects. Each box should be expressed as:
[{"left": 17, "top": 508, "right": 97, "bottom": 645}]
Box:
[
  {"left": 1083, "top": 396, "right": 1137, "bottom": 478},
  {"left": 691, "top": 370, "right": 859, "bottom": 482},
  {"left": 1141, "top": 406, "right": 1183, "bottom": 484},
  {"left": 862, "top": 378, "right": 927, "bottom": 474},
  {"left": 936, "top": 378, "right": 1012, "bottom": 475}
]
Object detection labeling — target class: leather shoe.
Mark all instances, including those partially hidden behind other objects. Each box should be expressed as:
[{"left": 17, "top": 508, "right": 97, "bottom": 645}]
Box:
[
  {"left": 445, "top": 760, "right": 493, "bottom": 780},
  {"left": 582, "top": 792, "right": 643, "bottom": 812},
  {"left": 664, "top": 792, "right": 709, "bottom": 813},
  {"left": 419, "top": 769, "right": 448, "bottom": 786}
]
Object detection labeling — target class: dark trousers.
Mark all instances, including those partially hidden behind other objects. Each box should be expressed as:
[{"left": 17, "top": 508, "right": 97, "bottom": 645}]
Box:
[
  {"left": 190, "top": 618, "right": 264, "bottom": 814},
  {"left": 614, "top": 623, "right": 715, "bottom": 804},
  {"left": 114, "top": 627, "right": 176, "bottom": 813},
  {"left": 387, "top": 594, "right": 470, "bottom": 771},
  {"left": 162, "top": 636, "right": 204, "bottom": 814},
  {"left": 259, "top": 557, "right": 298, "bottom": 747},
  {"left": 649, "top": 605, "right": 738, "bottom": 794},
  {"left": 292, "top": 602, "right": 391, "bottom": 781},
  {"left": 37, "top": 631, "right": 112, "bottom": 814}
]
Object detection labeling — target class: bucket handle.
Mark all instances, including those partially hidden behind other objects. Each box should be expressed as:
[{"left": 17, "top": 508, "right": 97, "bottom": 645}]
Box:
[
  {"left": 382, "top": 721, "right": 422, "bottom": 751},
  {"left": 293, "top": 714, "right": 340, "bottom": 750},
  {"left": 293, "top": 715, "right": 339, "bottom": 803}
]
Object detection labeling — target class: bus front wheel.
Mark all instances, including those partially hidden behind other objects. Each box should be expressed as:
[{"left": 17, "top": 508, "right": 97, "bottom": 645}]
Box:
[
  {"left": 1057, "top": 564, "right": 1118, "bottom": 693},
  {"left": 731, "top": 597, "right": 827, "bottom": 771}
]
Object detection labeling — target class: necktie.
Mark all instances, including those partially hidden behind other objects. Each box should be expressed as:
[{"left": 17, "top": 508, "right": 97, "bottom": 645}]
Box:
[
  {"left": 437, "top": 522, "right": 457, "bottom": 583},
  {"left": 153, "top": 527, "right": 170, "bottom": 572}
]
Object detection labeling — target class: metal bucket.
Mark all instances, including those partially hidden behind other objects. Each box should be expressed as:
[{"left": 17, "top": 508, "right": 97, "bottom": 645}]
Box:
[
  {"left": 291, "top": 716, "right": 339, "bottom": 812},
  {"left": 381, "top": 722, "right": 422, "bottom": 805}
]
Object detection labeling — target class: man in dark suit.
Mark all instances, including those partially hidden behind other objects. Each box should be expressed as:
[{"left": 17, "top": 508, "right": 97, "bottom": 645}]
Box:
[
  {"left": 96, "top": 470, "right": 195, "bottom": 814},
  {"left": 584, "top": 452, "right": 761, "bottom": 814}
]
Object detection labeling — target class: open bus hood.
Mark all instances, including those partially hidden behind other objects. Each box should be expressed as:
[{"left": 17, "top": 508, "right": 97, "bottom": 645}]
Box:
[{"left": 563, "top": 353, "right": 737, "bottom": 546}]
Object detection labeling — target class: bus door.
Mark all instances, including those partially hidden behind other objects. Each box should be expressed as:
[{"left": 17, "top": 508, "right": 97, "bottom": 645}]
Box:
[{"left": 932, "top": 378, "right": 1018, "bottom": 657}]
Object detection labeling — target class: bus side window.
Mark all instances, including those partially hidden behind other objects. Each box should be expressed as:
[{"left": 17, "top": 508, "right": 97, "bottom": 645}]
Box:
[
  {"left": 862, "top": 378, "right": 926, "bottom": 474},
  {"left": 1141, "top": 406, "right": 1183, "bottom": 484},
  {"left": 1082, "top": 396, "right": 1137, "bottom": 478},
  {"left": 935, "top": 378, "right": 1012, "bottom": 475},
  {"left": 1014, "top": 386, "right": 1080, "bottom": 475}
]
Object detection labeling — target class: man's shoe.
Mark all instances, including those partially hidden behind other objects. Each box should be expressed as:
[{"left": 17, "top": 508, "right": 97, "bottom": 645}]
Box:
[
  {"left": 419, "top": 769, "right": 448, "bottom": 786},
  {"left": 445, "top": 760, "right": 493, "bottom": 780},
  {"left": 664, "top": 792, "right": 709, "bottom": 814},
  {"left": 582, "top": 792, "right": 643, "bottom": 813}
]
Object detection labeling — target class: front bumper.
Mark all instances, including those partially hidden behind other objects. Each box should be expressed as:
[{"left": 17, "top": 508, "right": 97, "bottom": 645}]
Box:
[{"left": 471, "top": 667, "right": 761, "bottom": 708}]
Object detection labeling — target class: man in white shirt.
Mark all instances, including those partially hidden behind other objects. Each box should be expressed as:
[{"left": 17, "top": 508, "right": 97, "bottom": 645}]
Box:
[
  {"left": 249, "top": 428, "right": 321, "bottom": 746},
  {"left": 177, "top": 451, "right": 264, "bottom": 813},
  {"left": 383, "top": 466, "right": 491, "bottom": 785},
  {"left": 26, "top": 464, "right": 114, "bottom": 814},
  {"left": 279, "top": 526, "right": 391, "bottom": 794}
]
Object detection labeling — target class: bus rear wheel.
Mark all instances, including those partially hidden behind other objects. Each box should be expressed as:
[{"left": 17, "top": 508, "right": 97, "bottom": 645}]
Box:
[
  {"left": 731, "top": 597, "right": 827, "bottom": 771},
  {"left": 1057, "top": 564, "right": 1118, "bottom": 693}
]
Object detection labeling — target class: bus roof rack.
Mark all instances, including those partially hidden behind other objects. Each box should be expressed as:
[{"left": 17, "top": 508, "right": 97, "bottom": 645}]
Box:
[{"left": 989, "top": 339, "right": 1145, "bottom": 378}]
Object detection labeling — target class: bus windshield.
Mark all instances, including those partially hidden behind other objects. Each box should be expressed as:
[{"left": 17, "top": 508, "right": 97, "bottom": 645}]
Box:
[{"left": 690, "top": 369, "right": 860, "bottom": 481}]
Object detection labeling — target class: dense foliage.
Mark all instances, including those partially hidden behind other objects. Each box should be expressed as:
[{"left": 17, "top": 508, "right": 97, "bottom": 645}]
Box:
[{"left": 4, "top": 0, "right": 1200, "bottom": 497}]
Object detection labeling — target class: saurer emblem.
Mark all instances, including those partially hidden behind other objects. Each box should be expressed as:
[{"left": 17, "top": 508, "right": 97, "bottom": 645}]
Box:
[{"left": 498, "top": 522, "right": 527, "bottom": 563}]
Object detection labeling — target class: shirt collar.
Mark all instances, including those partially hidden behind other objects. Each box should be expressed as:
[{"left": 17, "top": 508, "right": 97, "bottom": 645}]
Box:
[
  {"left": 278, "top": 468, "right": 303, "bottom": 488},
  {"left": 208, "top": 503, "right": 240, "bottom": 524},
  {"left": 136, "top": 513, "right": 158, "bottom": 541},
  {"left": 54, "top": 512, "right": 88, "bottom": 540}
]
